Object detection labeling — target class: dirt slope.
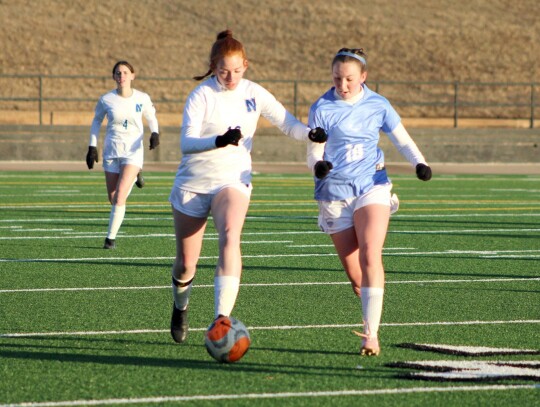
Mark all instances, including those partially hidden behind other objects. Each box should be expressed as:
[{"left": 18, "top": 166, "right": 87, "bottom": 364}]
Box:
[{"left": 1, "top": 0, "right": 538, "bottom": 82}]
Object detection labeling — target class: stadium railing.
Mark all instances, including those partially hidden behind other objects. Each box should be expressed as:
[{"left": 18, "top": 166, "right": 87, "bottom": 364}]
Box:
[{"left": 0, "top": 74, "right": 537, "bottom": 128}]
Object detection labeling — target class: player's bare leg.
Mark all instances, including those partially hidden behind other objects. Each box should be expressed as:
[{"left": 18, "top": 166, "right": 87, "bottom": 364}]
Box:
[
  {"left": 170, "top": 208, "right": 207, "bottom": 343},
  {"left": 103, "top": 164, "right": 139, "bottom": 248},
  {"left": 330, "top": 227, "right": 362, "bottom": 297},
  {"left": 210, "top": 186, "right": 250, "bottom": 319},
  {"left": 352, "top": 203, "right": 390, "bottom": 356}
]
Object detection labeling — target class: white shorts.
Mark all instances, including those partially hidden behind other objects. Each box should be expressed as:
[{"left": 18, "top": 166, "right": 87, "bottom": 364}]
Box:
[
  {"left": 169, "top": 183, "right": 253, "bottom": 218},
  {"left": 103, "top": 156, "right": 143, "bottom": 173},
  {"left": 317, "top": 184, "right": 394, "bottom": 234}
]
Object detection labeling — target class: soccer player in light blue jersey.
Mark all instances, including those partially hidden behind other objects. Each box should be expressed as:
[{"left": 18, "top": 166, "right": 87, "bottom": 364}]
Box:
[{"left": 307, "top": 48, "right": 432, "bottom": 356}]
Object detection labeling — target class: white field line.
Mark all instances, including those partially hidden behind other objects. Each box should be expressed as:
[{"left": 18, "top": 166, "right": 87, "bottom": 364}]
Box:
[
  {"left": 0, "top": 217, "right": 173, "bottom": 223},
  {"left": 2, "top": 192, "right": 311, "bottom": 198},
  {"left": 0, "top": 174, "right": 106, "bottom": 179},
  {"left": 3, "top": 202, "right": 540, "bottom": 209},
  {"left": 0, "top": 230, "right": 322, "bottom": 240},
  {"left": 483, "top": 255, "right": 540, "bottom": 259},
  {"left": 1, "top": 227, "right": 540, "bottom": 241},
  {"left": 0, "top": 192, "right": 170, "bottom": 198},
  {"left": 287, "top": 245, "right": 416, "bottom": 248},
  {"left": 0, "top": 385, "right": 536, "bottom": 407},
  {"left": 491, "top": 188, "right": 540, "bottom": 192},
  {"left": 390, "top": 228, "right": 540, "bottom": 234},
  {"left": 10, "top": 228, "right": 73, "bottom": 232},
  {"left": 1, "top": 320, "right": 539, "bottom": 339},
  {"left": 1, "top": 277, "right": 538, "bottom": 294},
  {"left": 2, "top": 249, "right": 540, "bottom": 263},
  {"left": 1, "top": 213, "right": 539, "bottom": 224},
  {"left": 392, "top": 213, "right": 540, "bottom": 218},
  {"left": 1, "top": 173, "right": 538, "bottom": 181},
  {"left": 257, "top": 177, "right": 539, "bottom": 182},
  {"left": 0, "top": 204, "right": 172, "bottom": 209}
]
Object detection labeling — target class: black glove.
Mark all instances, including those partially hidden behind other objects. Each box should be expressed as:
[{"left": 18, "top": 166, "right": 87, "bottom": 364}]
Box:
[
  {"left": 149, "top": 132, "right": 160, "bottom": 150},
  {"left": 86, "top": 146, "right": 98, "bottom": 170},
  {"left": 416, "top": 163, "right": 432, "bottom": 181},
  {"left": 308, "top": 127, "right": 328, "bottom": 143},
  {"left": 314, "top": 160, "right": 333, "bottom": 179},
  {"left": 215, "top": 127, "right": 242, "bottom": 148}
]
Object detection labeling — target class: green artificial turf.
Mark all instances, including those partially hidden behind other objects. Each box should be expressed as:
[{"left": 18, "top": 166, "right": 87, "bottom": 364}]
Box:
[{"left": 0, "top": 171, "right": 538, "bottom": 406}]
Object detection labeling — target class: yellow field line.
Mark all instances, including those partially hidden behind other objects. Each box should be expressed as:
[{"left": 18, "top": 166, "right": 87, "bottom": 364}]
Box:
[
  {"left": 0, "top": 182, "right": 103, "bottom": 185},
  {"left": 66, "top": 209, "right": 171, "bottom": 213},
  {"left": 0, "top": 201, "right": 170, "bottom": 206},
  {"left": 246, "top": 207, "right": 540, "bottom": 213},
  {"left": 397, "top": 207, "right": 540, "bottom": 212},
  {"left": 405, "top": 200, "right": 540, "bottom": 204},
  {"left": 251, "top": 200, "right": 314, "bottom": 203}
]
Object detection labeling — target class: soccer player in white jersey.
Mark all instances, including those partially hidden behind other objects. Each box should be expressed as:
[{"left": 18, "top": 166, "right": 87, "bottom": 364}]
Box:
[
  {"left": 86, "top": 61, "right": 160, "bottom": 249},
  {"left": 307, "top": 48, "right": 432, "bottom": 356},
  {"left": 168, "top": 30, "right": 327, "bottom": 343}
]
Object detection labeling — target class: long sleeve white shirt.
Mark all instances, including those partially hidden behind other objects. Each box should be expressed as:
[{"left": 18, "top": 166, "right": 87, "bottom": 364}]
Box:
[
  {"left": 89, "top": 89, "right": 159, "bottom": 159},
  {"left": 173, "top": 77, "right": 310, "bottom": 193}
]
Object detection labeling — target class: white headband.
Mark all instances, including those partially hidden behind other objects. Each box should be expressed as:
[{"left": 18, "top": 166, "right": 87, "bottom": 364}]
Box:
[{"left": 335, "top": 51, "right": 367, "bottom": 66}]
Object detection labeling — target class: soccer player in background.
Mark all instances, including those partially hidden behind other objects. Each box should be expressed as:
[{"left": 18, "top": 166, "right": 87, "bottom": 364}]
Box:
[
  {"left": 86, "top": 60, "right": 160, "bottom": 249},
  {"left": 168, "top": 29, "right": 327, "bottom": 343},
  {"left": 307, "top": 48, "right": 432, "bottom": 356}
]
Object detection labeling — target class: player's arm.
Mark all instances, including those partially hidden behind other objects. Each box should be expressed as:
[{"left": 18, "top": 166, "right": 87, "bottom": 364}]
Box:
[
  {"left": 307, "top": 141, "right": 333, "bottom": 178},
  {"left": 86, "top": 99, "right": 105, "bottom": 169},
  {"left": 387, "top": 122, "right": 432, "bottom": 181},
  {"left": 180, "top": 90, "right": 240, "bottom": 153},
  {"left": 143, "top": 95, "right": 160, "bottom": 150},
  {"left": 257, "top": 86, "right": 310, "bottom": 141},
  {"left": 307, "top": 108, "right": 332, "bottom": 179},
  {"left": 307, "top": 140, "right": 325, "bottom": 171}
]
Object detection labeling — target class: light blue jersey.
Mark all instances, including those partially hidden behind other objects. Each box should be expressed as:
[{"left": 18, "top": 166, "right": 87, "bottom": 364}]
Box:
[{"left": 308, "top": 84, "right": 401, "bottom": 201}]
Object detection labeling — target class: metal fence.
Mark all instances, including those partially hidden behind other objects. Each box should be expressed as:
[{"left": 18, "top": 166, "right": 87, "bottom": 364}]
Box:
[{"left": 0, "top": 74, "right": 537, "bottom": 127}]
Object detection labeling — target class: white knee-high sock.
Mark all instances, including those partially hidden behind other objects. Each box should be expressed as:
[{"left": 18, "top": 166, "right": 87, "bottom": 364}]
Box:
[
  {"left": 360, "top": 287, "right": 385, "bottom": 338},
  {"left": 214, "top": 275, "right": 240, "bottom": 318},
  {"left": 172, "top": 277, "right": 193, "bottom": 311},
  {"left": 107, "top": 204, "right": 126, "bottom": 240}
]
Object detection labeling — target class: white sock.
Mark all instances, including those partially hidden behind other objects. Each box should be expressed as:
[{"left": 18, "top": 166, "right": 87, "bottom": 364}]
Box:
[
  {"left": 360, "top": 287, "right": 384, "bottom": 338},
  {"left": 214, "top": 275, "right": 240, "bottom": 318},
  {"left": 106, "top": 204, "right": 126, "bottom": 240},
  {"left": 172, "top": 277, "right": 193, "bottom": 311}
]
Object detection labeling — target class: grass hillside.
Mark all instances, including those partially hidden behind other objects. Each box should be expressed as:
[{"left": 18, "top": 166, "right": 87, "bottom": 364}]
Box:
[
  {"left": 0, "top": 0, "right": 538, "bottom": 124},
  {"left": 1, "top": 0, "right": 538, "bottom": 83}
]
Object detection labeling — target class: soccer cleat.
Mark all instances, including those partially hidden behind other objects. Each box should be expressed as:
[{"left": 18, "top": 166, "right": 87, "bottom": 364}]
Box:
[
  {"left": 103, "top": 238, "right": 116, "bottom": 249},
  {"left": 360, "top": 336, "right": 380, "bottom": 356},
  {"left": 353, "top": 324, "right": 381, "bottom": 356},
  {"left": 390, "top": 193, "right": 399, "bottom": 215},
  {"left": 135, "top": 171, "right": 145, "bottom": 188},
  {"left": 170, "top": 303, "right": 189, "bottom": 343}
]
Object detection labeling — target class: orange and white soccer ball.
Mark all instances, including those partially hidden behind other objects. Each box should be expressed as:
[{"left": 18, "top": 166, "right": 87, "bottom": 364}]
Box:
[{"left": 204, "top": 316, "right": 251, "bottom": 363}]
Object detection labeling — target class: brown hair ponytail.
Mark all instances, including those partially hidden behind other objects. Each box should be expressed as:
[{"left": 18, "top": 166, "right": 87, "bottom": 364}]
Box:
[{"left": 193, "top": 30, "right": 247, "bottom": 81}]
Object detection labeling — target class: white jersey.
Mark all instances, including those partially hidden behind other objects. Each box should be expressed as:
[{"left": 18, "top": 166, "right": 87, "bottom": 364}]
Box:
[
  {"left": 173, "top": 77, "right": 310, "bottom": 193},
  {"left": 89, "top": 89, "right": 159, "bottom": 160}
]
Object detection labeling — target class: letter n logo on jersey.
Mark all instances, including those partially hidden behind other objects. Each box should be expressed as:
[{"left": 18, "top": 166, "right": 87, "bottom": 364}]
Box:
[
  {"left": 245, "top": 98, "right": 256, "bottom": 112},
  {"left": 136, "top": 104, "right": 143, "bottom": 112}
]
